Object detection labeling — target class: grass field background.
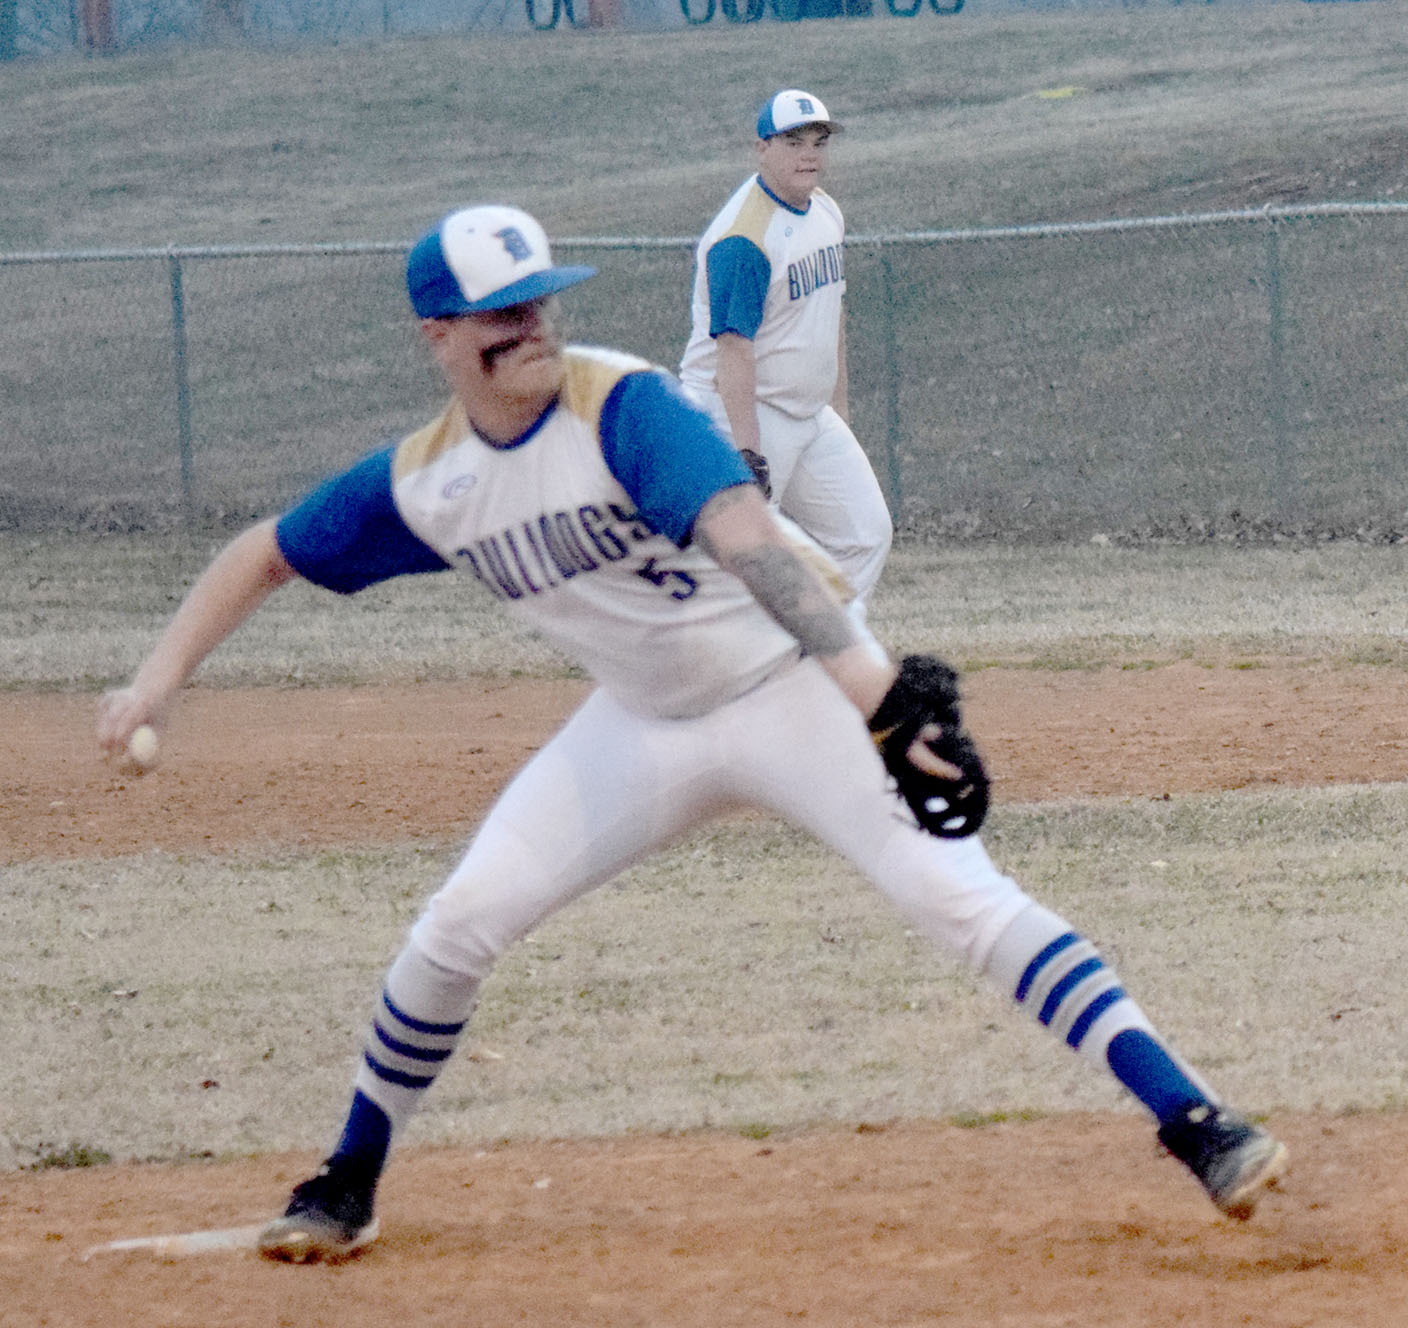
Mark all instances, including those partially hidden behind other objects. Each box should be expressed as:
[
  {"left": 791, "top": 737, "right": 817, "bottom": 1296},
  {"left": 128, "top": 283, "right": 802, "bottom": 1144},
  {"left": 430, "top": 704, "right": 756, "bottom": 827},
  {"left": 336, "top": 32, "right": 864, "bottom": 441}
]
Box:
[
  {"left": 6, "top": 4, "right": 1405, "bottom": 248},
  {"left": 9, "top": 786, "right": 1408, "bottom": 1171},
  {"left": 6, "top": 536, "right": 1408, "bottom": 690},
  {"left": 5, "top": 2, "right": 1408, "bottom": 534},
  {"left": 6, "top": 3, "right": 1408, "bottom": 1171}
]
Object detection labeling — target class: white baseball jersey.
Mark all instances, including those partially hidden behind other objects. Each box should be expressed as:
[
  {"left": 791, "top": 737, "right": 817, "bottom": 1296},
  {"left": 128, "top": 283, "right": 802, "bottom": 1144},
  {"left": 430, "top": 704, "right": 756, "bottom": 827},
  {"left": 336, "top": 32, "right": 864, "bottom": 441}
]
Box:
[
  {"left": 678, "top": 175, "right": 846, "bottom": 420},
  {"left": 274, "top": 341, "right": 1224, "bottom": 1189},
  {"left": 275, "top": 347, "right": 805, "bottom": 720}
]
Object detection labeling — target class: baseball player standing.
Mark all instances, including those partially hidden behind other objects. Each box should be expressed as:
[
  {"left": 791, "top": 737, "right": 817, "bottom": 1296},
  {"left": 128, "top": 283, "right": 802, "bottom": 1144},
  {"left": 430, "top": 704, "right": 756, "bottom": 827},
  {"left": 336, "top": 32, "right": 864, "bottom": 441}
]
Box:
[
  {"left": 680, "top": 89, "right": 893, "bottom": 612},
  {"left": 98, "top": 204, "right": 1286, "bottom": 1263}
]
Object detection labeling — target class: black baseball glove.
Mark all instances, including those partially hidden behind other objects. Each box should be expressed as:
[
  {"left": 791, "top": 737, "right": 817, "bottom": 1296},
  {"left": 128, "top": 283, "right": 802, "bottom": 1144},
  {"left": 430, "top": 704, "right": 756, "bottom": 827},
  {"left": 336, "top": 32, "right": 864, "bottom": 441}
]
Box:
[{"left": 867, "top": 654, "right": 990, "bottom": 839}]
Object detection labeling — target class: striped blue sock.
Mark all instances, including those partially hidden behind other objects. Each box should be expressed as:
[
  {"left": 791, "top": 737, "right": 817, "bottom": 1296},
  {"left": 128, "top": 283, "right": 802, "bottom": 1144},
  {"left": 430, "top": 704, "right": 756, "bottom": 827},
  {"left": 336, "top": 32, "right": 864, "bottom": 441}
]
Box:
[
  {"left": 987, "top": 905, "right": 1213, "bottom": 1123},
  {"left": 332, "top": 944, "right": 479, "bottom": 1182}
]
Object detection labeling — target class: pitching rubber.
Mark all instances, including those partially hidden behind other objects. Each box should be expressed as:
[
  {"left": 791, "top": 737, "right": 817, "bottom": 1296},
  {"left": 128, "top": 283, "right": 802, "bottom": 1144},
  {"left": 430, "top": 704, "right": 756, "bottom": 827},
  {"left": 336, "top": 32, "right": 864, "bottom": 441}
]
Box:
[{"left": 81, "top": 1223, "right": 265, "bottom": 1260}]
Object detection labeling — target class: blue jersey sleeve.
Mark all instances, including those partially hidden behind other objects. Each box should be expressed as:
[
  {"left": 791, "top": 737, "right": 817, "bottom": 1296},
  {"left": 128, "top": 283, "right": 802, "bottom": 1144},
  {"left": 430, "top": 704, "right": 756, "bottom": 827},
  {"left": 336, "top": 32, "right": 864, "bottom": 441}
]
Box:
[
  {"left": 705, "top": 235, "right": 770, "bottom": 341},
  {"left": 599, "top": 371, "right": 753, "bottom": 546},
  {"left": 275, "top": 445, "right": 452, "bottom": 594}
]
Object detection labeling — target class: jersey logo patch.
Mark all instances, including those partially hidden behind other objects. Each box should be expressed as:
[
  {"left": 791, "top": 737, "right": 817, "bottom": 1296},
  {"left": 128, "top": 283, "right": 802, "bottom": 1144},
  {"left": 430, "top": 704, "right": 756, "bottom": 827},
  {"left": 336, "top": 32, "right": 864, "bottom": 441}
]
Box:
[{"left": 441, "top": 473, "right": 479, "bottom": 500}]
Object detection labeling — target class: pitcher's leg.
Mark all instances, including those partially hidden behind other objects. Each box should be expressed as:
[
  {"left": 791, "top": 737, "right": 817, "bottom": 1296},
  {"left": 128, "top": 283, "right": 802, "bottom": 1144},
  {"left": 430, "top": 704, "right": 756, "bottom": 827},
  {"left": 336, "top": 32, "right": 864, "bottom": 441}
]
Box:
[
  {"left": 411, "top": 691, "right": 720, "bottom": 977},
  {"left": 979, "top": 898, "right": 1287, "bottom": 1217},
  {"left": 980, "top": 901, "right": 1210, "bottom": 1118},
  {"left": 729, "top": 661, "right": 1287, "bottom": 1218},
  {"left": 261, "top": 692, "right": 722, "bottom": 1261}
]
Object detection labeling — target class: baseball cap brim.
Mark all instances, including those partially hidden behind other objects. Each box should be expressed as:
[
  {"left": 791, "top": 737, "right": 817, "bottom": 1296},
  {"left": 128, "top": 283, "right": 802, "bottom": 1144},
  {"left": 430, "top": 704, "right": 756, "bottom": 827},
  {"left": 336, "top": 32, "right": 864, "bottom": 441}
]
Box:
[
  {"left": 410, "top": 258, "right": 596, "bottom": 319},
  {"left": 759, "top": 118, "right": 844, "bottom": 139},
  {"left": 446, "top": 265, "right": 596, "bottom": 316}
]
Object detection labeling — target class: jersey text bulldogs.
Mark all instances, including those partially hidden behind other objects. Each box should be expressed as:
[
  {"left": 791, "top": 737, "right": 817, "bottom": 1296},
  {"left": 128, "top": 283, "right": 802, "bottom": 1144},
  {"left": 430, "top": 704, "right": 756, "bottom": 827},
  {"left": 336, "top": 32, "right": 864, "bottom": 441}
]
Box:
[
  {"left": 787, "top": 244, "right": 844, "bottom": 300},
  {"left": 454, "top": 502, "right": 653, "bottom": 600}
]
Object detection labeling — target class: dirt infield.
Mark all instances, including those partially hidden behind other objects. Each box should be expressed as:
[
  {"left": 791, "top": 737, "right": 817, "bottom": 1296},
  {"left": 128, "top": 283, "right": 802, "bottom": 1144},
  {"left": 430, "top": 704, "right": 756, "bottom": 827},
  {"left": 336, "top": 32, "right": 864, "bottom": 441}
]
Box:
[
  {"left": 11, "top": 660, "right": 1408, "bottom": 864},
  {"left": 6, "top": 662, "right": 1408, "bottom": 1326}
]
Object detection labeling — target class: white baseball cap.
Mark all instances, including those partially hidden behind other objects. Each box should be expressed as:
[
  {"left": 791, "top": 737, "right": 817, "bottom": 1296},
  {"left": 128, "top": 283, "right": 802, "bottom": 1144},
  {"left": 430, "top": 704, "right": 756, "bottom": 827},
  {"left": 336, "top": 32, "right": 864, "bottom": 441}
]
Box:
[
  {"left": 756, "top": 89, "right": 843, "bottom": 140},
  {"left": 407, "top": 204, "right": 596, "bottom": 319}
]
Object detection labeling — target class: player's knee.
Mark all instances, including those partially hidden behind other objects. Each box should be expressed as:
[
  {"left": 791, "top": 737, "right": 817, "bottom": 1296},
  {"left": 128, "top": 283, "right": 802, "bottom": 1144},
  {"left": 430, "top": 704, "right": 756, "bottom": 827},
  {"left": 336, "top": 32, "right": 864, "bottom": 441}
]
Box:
[
  {"left": 836, "top": 525, "right": 891, "bottom": 601},
  {"left": 866, "top": 515, "right": 894, "bottom": 565},
  {"left": 410, "top": 905, "right": 511, "bottom": 981},
  {"left": 871, "top": 829, "right": 1027, "bottom": 962}
]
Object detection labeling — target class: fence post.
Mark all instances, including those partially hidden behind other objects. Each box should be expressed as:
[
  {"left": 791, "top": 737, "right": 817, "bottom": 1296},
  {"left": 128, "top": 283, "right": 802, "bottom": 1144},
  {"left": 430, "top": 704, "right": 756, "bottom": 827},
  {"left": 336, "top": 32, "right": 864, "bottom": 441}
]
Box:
[
  {"left": 167, "top": 249, "right": 195, "bottom": 522},
  {"left": 81, "top": 0, "right": 115, "bottom": 48},
  {"left": 877, "top": 245, "right": 905, "bottom": 520},
  {"left": 0, "top": 0, "right": 17, "bottom": 60},
  {"left": 1263, "top": 221, "right": 1292, "bottom": 521}
]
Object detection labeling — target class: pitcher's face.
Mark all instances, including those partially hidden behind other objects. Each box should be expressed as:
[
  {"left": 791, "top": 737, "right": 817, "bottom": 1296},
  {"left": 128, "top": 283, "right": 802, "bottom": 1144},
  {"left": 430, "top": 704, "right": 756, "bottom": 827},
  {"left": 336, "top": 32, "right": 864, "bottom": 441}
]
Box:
[{"left": 426, "top": 295, "right": 566, "bottom": 404}]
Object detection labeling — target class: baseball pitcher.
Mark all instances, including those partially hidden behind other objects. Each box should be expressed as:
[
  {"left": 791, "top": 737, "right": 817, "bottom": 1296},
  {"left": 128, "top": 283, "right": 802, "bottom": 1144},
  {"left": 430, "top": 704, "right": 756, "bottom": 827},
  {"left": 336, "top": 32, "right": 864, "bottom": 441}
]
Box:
[{"left": 99, "top": 204, "right": 1286, "bottom": 1262}]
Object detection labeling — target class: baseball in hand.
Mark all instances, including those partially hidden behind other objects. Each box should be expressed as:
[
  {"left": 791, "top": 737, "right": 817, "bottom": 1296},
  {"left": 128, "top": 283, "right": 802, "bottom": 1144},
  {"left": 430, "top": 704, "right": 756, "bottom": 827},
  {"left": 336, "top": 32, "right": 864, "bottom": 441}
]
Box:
[{"left": 126, "top": 724, "right": 160, "bottom": 772}]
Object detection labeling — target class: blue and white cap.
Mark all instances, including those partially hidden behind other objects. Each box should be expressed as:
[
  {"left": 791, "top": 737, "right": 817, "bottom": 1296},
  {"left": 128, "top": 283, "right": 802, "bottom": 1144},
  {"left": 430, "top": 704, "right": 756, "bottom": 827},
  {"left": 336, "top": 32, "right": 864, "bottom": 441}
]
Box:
[
  {"left": 407, "top": 204, "right": 596, "bottom": 319},
  {"left": 756, "top": 89, "right": 843, "bottom": 141}
]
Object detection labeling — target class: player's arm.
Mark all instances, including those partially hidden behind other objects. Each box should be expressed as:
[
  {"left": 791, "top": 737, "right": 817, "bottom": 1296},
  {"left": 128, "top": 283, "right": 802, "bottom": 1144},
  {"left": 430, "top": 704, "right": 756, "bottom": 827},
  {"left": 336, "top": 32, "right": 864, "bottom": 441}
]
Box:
[
  {"left": 603, "top": 371, "right": 956, "bottom": 770},
  {"left": 705, "top": 235, "right": 770, "bottom": 462},
  {"left": 696, "top": 485, "right": 963, "bottom": 782},
  {"left": 98, "top": 443, "right": 449, "bottom": 757},
  {"left": 715, "top": 332, "right": 764, "bottom": 457},
  {"left": 602, "top": 370, "right": 868, "bottom": 697},
  {"left": 693, "top": 483, "right": 895, "bottom": 719},
  {"left": 97, "top": 519, "right": 298, "bottom": 753}
]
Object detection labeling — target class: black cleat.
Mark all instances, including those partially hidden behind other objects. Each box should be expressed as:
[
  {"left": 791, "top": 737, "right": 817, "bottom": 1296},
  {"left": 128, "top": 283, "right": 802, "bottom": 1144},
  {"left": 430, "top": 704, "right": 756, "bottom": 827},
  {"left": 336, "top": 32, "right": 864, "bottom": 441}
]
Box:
[
  {"left": 257, "top": 1161, "right": 379, "bottom": 1263},
  {"left": 1157, "top": 1105, "right": 1288, "bottom": 1220}
]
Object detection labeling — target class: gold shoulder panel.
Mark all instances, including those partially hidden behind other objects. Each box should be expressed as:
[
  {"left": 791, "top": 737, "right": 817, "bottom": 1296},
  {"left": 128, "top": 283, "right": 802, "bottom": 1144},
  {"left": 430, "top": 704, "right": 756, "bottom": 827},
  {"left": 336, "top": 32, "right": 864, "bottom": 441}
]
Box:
[
  {"left": 560, "top": 347, "right": 657, "bottom": 430},
  {"left": 392, "top": 399, "right": 468, "bottom": 484},
  {"left": 723, "top": 182, "right": 777, "bottom": 247}
]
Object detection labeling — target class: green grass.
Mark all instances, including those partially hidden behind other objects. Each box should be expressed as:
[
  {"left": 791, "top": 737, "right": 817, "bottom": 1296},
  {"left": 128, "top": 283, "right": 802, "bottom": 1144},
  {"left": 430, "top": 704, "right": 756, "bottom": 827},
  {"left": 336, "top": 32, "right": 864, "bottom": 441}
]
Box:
[
  {"left": 949, "top": 1109, "right": 1046, "bottom": 1129},
  {"left": 23, "top": 1144, "right": 114, "bottom": 1171}
]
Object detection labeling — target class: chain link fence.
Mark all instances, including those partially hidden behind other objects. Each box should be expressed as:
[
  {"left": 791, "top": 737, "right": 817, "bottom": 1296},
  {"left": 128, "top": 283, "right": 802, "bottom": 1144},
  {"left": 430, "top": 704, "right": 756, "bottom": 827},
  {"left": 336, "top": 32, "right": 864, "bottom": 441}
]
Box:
[{"left": 4, "top": 203, "right": 1407, "bottom": 540}]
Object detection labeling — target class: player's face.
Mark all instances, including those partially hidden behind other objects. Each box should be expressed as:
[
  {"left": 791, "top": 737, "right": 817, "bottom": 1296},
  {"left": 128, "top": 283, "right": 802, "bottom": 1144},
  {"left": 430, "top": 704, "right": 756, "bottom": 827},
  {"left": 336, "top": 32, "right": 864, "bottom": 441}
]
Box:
[
  {"left": 428, "top": 296, "right": 566, "bottom": 403},
  {"left": 757, "top": 126, "right": 831, "bottom": 209}
]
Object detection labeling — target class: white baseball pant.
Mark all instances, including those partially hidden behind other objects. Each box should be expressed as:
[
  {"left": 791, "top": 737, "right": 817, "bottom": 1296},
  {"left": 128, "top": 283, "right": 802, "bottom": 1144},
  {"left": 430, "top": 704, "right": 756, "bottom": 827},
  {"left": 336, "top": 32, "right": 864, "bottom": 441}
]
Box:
[
  {"left": 410, "top": 657, "right": 1030, "bottom": 982},
  {"left": 685, "top": 391, "right": 893, "bottom": 606}
]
